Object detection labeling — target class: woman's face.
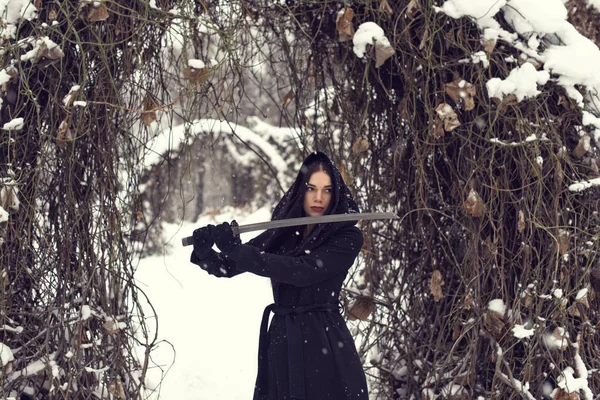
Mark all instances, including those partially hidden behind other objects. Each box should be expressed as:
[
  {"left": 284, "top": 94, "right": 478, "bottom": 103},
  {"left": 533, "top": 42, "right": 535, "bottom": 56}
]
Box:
[{"left": 303, "top": 171, "right": 332, "bottom": 217}]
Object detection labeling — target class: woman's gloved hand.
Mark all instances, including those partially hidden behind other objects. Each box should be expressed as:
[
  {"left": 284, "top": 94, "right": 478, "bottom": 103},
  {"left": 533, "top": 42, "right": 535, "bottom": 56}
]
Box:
[
  {"left": 192, "top": 226, "right": 214, "bottom": 260},
  {"left": 208, "top": 221, "right": 241, "bottom": 255}
]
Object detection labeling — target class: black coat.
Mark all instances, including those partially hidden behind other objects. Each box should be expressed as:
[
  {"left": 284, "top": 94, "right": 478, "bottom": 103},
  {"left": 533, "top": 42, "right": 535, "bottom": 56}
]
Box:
[{"left": 191, "top": 152, "right": 369, "bottom": 400}]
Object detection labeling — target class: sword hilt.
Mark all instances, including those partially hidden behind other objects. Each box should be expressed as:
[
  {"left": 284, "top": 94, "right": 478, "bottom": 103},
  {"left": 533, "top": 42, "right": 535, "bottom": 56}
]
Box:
[
  {"left": 181, "top": 221, "right": 240, "bottom": 247},
  {"left": 182, "top": 236, "right": 194, "bottom": 247},
  {"left": 231, "top": 220, "right": 240, "bottom": 237}
]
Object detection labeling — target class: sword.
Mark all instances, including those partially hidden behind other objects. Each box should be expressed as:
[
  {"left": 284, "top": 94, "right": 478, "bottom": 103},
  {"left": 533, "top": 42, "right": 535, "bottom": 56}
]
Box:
[{"left": 181, "top": 211, "right": 398, "bottom": 246}]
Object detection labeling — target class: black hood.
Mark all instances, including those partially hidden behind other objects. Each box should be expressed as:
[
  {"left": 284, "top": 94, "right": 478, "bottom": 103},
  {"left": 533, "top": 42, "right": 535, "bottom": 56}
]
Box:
[{"left": 261, "top": 152, "right": 360, "bottom": 256}]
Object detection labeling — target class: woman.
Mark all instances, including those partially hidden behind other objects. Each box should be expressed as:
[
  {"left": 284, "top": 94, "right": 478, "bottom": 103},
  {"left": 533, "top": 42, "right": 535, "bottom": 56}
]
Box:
[{"left": 190, "top": 152, "right": 369, "bottom": 400}]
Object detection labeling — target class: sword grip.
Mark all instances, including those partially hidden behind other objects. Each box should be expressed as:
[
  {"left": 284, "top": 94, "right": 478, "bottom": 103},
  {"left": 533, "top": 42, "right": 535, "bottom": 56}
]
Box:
[
  {"left": 231, "top": 220, "right": 240, "bottom": 237},
  {"left": 182, "top": 220, "right": 240, "bottom": 247}
]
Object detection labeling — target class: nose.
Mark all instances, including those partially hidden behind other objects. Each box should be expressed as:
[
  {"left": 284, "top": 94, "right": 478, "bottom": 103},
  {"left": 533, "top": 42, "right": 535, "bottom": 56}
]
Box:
[{"left": 314, "top": 190, "right": 322, "bottom": 202}]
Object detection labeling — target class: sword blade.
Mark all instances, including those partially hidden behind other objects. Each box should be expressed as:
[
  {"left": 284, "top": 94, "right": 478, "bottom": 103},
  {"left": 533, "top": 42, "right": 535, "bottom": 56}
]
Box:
[{"left": 181, "top": 211, "right": 398, "bottom": 246}]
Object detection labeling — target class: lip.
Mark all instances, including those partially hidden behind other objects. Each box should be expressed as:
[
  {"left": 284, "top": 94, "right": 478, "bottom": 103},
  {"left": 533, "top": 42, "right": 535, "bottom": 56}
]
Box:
[{"left": 310, "top": 207, "right": 324, "bottom": 211}]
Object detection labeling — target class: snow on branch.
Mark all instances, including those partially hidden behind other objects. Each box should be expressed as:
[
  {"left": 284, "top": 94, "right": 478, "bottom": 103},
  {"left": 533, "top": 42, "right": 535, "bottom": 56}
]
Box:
[
  {"left": 555, "top": 342, "right": 593, "bottom": 400},
  {"left": 436, "top": 0, "right": 600, "bottom": 108},
  {"left": 496, "top": 371, "right": 537, "bottom": 400},
  {"left": 246, "top": 116, "right": 300, "bottom": 144},
  {"left": 0, "top": 206, "right": 8, "bottom": 224},
  {"left": 146, "top": 118, "right": 289, "bottom": 185},
  {"left": 0, "top": 342, "right": 14, "bottom": 367},
  {"left": 486, "top": 62, "right": 549, "bottom": 102},
  {"left": 2, "top": 118, "right": 24, "bottom": 131},
  {"left": 568, "top": 177, "right": 600, "bottom": 192}
]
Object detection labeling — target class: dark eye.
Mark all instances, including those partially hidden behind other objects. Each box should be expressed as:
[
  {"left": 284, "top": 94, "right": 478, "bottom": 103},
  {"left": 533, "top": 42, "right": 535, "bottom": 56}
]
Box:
[{"left": 326, "top": 188, "right": 332, "bottom": 193}]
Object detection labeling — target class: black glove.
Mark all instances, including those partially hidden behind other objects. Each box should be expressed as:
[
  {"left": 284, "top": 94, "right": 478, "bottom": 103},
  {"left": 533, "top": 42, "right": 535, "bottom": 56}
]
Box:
[
  {"left": 192, "top": 226, "right": 214, "bottom": 260},
  {"left": 208, "top": 221, "right": 241, "bottom": 255}
]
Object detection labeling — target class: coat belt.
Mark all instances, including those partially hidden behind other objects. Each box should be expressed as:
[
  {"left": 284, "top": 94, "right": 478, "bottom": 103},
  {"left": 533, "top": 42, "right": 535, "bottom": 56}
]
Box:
[{"left": 256, "top": 302, "right": 338, "bottom": 400}]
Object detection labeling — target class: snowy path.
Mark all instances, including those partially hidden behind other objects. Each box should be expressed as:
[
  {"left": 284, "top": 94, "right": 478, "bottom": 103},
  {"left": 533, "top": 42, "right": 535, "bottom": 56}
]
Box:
[{"left": 135, "top": 208, "right": 273, "bottom": 399}]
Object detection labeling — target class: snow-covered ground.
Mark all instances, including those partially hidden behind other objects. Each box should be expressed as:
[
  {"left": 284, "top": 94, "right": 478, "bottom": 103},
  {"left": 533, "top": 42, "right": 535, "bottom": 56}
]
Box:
[{"left": 135, "top": 206, "right": 274, "bottom": 399}]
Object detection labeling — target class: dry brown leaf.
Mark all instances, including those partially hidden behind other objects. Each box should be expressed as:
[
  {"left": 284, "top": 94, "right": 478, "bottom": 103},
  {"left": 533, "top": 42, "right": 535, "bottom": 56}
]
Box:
[
  {"left": 483, "top": 310, "right": 505, "bottom": 339},
  {"left": 406, "top": 0, "right": 420, "bottom": 19},
  {"left": 501, "top": 93, "right": 519, "bottom": 106},
  {"left": 379, "top": 0, "right": 393, "bottom": 17},
  {"left": 31, "top": 41, "right": 64, "bottom": 65},
  {"left": 558, "top": 95, "right": 575, "bottom": 109},
  {"left": 552, "top": 388, "right": 580, "bottom": 400},
  {"left": 347, "top": 297, "right": 375, "bottom": 321},
  {"left": 483, "top": 237, "right": 498, "bottom": 259},
  {"left": 558, "top": 95, "right": 567, "bottom": 107},
  {"left": 102, "top": 318, "right": 122, "bottom": 335},
  {"left": 522, "top": 288, "right": 534, "bottom": 309},
  {"left": 463, "top": 293, "right": 473, "bottom": 310},
  {"left": 398, "top": 96, "right": 409, "bottom": 121},
  {"left": 435, "top": 103, "right": 461, "bottom": 132},
  {"left": 338, "top": 165, "right": 354, "bottom": 186},
  {"left": 308, "top": 63, "right": 316, "bottom": 84},
  {"left": 48, "top": 8, "right": 58, "bottom": 21},
  {"left": 336, "top": 8, "right": 355, "bottom": 42},
  {"left": 463, "top": 189, "right": 485, "bottom": 218},
  {"left": 452, "top": 322, "right": 461, "bottom": 342},
  {"left": 141, "top": 94, "right": 158, "bottom": 127},
  {"left": 444, "top": 30, "right": 454, "bottom": 50},
  {"left": 418, "top": 28, "right": 430, "bottom": 51},
  {"left": 430, "top": 270, "right": 444, "bottom": 302},
  {"left": 184, "top": 66, "right": 211, "bottom": 84},
  {"left": 444, "top": 78, "right": 476, "bottom": 111},
  {"left": 575, "top": 290, "right": 590, "bottom": 308},
  {"left": 136, "top": 211, "right": 143, "bottom": 221},
  {"left": 56, "top": 120, "right": 73, "bottom": 147},
  {"left": 282, "top": 90, "right": 294, "bottom": 105},
  {"left": 361, "top": 230, "right": 371, "bottom": 255},
  {"left": 46, "top": 45, "right": 64, "bottom": 60},
  {"left": 482, "top": 38, "right": 496, "bottom": 54},
  {"left": 352, "top": 138, "right": 369, "bottom": 154},
  {"left": 521, "top": 57, "right": 542, "bottom": 69},
  {"left": 443, "top": 113, "right": 461, "bottom": 131},
  {"left": 548, "top": 327, "right": 569, "bottom": 350},
  {"left": 558, "top": 230, "right": 570, "bottom": 257},
  {"left": 572, "top": 135, "right": 590, "bottom": 159},
  {"left": 87, "top": 3, "right": 109, "bottom": 22},
  {"left": 567, "top": 303, "right": 582, "bottom": 318},
  {"left": 0, "top": 186, "right": 18, "bottom": 211},
  {"left": 375, "top": 42, "right": 395, "bottom": 68},
  {"left": 108, "top": 380, "right": 126, "bottom": 400},
  {"left": 517, "top": 210, "right": 525, "bottom": 233},
  {"left": 429, "top": 121, "right": 445, "bottom": 140}
]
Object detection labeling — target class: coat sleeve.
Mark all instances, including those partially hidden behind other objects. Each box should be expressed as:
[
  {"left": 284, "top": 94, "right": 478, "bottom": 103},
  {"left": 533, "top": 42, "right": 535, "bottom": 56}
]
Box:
[
  {"left": 231, "top": 226, "right": 363, "bottom": 287},
  {"left": 190, "top": 230, "right": 271, "bottom": 278}
]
